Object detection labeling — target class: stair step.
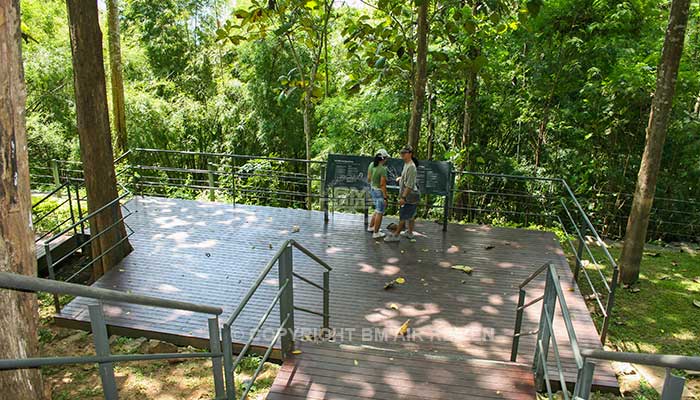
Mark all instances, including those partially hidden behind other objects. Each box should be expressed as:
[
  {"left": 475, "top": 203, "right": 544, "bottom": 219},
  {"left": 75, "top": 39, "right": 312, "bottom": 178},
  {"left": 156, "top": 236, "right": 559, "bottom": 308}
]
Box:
[{"left": 267, "top": 341, "right": 536, "bottom": 399}]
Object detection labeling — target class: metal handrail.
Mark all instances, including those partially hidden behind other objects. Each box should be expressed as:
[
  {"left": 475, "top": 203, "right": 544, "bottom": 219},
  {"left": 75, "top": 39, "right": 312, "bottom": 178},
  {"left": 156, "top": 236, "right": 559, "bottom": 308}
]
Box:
[
  {"left": 580, "top": 349, "right": 700, "bottom": 371},
  {"left": 0, "top": 272, "right": 226, "bottom": 400},
  {"left": 0, "top": 272, "right": 222, "bottom": 315},
  {"left": 511, "top": 264, "right": 695, "bottom": 400},
  {"left": 221, "top": 239, "right": 332, "bottom": 400}
]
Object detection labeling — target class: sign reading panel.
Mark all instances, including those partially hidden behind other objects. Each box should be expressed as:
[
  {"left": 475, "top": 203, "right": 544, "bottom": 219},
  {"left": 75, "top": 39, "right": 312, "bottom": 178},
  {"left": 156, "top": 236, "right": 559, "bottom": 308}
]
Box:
[{"left": 325, "top": 154, "right": 452, "bottom": 196}]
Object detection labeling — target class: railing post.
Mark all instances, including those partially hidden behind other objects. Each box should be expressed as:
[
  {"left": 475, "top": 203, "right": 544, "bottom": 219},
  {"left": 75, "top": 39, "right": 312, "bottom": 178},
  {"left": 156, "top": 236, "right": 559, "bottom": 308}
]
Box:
[
  {"left": 208, "top": 162, "right": 216, "bottom": 202},
  {"left": 51, "top": 159, "right": 60, "bottom": 185},
  {"left": 88, "top": 304, "right": 119, "bottom": 400},
  {"left": 573, "top": 224, "right": 587, "bottom": 282},
  {"left": 278, "top": 244, "right": 295, "bottom": 358},
  {"left": 221, "top": 324, "right": 235, "bottom": 400},
  {"left": 573, "top": 360, "right": 595, "bottom": 398},
  {"left": 510, "top": 288, "right": 526, "bottom": 362},
  {"left": 44, "top": 243, "right": 61, "bottom": 314},
  {"left": 661, "top": 368, "right": 686, "bottom": 400},
  {"left": 208, "top": 317, "right": 225, "bottom": 399},
  {"left": 534, "top": 265, "right": 557, "bottom": 391},
  {"left": 231, "top": 157, "right": 237, "bottom": 208},
  {"left": 601, "top": 266, "right": 619, "bottom": 344},
  {"left": 323, "top": 270, "right": 330, "bottom": 330},
  {"left": 321, "top": 164, "right": 329, "bottom": 223}
]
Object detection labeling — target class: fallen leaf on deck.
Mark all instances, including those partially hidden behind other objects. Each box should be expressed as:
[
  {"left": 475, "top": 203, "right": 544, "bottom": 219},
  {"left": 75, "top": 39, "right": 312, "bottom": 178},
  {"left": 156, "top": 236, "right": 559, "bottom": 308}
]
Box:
[
  {"left": 291, "top": 225, "right": 300, "bottom": 233},
  {"left": 568, "top": 287, "right": 575, "bottom": 292},
  {"left": 451, "top": 265, "right": 473, "bottom": 274},
  {"left": 397, "top": 319, "right": 411, "bottom": 336},
  {"left": 422, "top": 248, "right": 429, "bottom": 252},
  {"left": 389, "top": 303, "right": 399, "bottom": 310},
  {"left": 354, "top": 360, "right": 359, "bottom": 366},
  {"left": 384, "top": 277, "right": 406, "bottom": 289},
  {"left": 410, "top": 239, "right": 417, "bottom": 243},
  {"left": 484, "top": 245, "right": 495, "bottom": 250},
  {"left": 268, "top": 243, "right": 273, "bottom": 249},
  {"left": 292, "top": 350, "right": 302, "bottom": 355}
]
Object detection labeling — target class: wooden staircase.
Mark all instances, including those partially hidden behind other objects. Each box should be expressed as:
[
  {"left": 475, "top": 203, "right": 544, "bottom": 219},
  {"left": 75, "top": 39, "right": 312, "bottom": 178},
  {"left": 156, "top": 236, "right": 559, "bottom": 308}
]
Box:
[{"left": 267, "top": 341, "right": 536, "bottom": 399}]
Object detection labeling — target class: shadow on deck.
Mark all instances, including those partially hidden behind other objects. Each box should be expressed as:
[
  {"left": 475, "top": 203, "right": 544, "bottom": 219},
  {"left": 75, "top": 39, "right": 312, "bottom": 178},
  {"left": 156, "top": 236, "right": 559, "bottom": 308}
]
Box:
[{"left": 54, "top": 196, "right": 618, "bottom": 396}]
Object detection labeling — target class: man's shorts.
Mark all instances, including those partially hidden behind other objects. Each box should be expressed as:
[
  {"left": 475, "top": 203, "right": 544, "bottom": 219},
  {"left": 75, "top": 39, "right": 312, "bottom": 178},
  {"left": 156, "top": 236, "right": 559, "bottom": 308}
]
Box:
[
  {"left": 399, "top": 203, "right": 417, "bottom": 221},
  {"left": 370, "top": 188, "right": 386, "bottom": 214}
]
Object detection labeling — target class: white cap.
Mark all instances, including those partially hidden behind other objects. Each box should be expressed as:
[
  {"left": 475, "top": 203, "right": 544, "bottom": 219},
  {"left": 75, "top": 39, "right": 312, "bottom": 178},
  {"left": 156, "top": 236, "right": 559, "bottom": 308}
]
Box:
[{"left": 375, "top": 148, "right": 390, "bottom": 159}]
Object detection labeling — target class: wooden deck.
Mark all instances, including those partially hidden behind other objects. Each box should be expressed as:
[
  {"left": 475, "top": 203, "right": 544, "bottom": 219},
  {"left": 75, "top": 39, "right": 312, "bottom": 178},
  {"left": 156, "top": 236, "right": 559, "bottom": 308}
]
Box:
[{"left": 55, "top": 196, "right": 618, "bottom": 395}]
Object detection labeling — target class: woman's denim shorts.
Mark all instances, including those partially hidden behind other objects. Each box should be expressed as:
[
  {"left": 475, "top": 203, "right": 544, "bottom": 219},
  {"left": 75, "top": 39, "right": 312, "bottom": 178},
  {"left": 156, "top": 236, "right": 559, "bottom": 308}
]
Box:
[{"left": 370, "top": 188, "right": 386, "bottom": 214}]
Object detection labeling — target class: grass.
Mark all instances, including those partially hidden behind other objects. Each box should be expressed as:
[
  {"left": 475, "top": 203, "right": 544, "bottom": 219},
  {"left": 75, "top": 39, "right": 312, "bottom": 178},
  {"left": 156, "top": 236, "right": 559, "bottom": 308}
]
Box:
[
  {"left": 569, "top": 244, "right": 700, "bottom": 357},
  {"left": 37, "top": 294, "right": 279, "bottom": 399}
]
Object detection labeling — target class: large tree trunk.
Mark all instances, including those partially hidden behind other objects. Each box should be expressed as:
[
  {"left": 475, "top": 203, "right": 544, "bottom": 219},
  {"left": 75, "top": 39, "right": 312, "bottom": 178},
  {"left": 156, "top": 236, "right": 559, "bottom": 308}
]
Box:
[
  {"left": 406, "top": 0, "right": 429, "bottom": 151},
  {"left": 107, "top": 0, "right": 127, "bottom": 154},
  {"left": 0, "top": 0, "right": 46, "bottom": 397},
  {"left": 67, "top": 0, "right": 132, "bottom": 279},
  {"left": 619, "top": 0, "right": 690, "bottom": 284}
]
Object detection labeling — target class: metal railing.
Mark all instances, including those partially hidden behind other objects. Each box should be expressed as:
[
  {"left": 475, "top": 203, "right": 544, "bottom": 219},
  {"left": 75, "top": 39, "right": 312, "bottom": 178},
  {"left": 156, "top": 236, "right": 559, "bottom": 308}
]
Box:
[
  {"left": 451, "top": 172, "right": 618, "bottom": 342},
  {"left": 510, "top": 263, "right": 698, "bottom": 399},
  {"left": 42, "top": 189, "right": 134, "bottom": 313},
  {"left": 30, "top": 153, "right": 617, "bottom": 341},
  {"left": 0, "top": 272, "right": 226, "bottom": 400},
  {"left": 221, "top": 239, "right": 332, "bottom": 400},
  {"left": 32, "top": 180, "right": 84, "bottom": 243}
]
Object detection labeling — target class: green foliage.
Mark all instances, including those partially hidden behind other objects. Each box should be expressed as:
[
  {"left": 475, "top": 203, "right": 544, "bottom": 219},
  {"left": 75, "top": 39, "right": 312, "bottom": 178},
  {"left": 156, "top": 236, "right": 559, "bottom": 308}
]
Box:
[{"left": 21, "top": 0, "right": 700, "bottom": 238}]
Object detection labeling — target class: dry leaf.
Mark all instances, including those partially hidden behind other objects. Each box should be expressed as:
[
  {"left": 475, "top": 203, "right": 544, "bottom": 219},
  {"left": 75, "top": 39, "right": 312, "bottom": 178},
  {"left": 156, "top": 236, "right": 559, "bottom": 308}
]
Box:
[
  {"left": 422, "top": 248, "right": 429, "bottom": 252},
  {"left": 291, "top": 225, "right": 300, "bottom": 233},
  {"left": 484, "top": 245, "right": 495, "bottom": 250},
  {"left": 397, "top": 319, "right": 411, "bottom": 336},
  {"left": 451, "top": 265, "right": 473, "bottom": 274},
  {"left": 384, "top": 277, "right": 406, "bottom": 289},
  {"left": 389, "top": 303, "right": 399, "bottom": 310},
  {"left": 354, "top": 360, "right": 359, "bottom": 366},
  {"left": 292, "top": 350, "right": 302, "bottom": 355}
]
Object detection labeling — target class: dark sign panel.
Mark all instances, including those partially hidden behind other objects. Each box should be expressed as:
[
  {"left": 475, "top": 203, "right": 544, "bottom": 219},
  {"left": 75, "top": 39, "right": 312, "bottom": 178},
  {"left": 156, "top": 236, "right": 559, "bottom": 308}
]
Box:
[{"left": 325, "top": 154, "right": 453, "bottom": 196}]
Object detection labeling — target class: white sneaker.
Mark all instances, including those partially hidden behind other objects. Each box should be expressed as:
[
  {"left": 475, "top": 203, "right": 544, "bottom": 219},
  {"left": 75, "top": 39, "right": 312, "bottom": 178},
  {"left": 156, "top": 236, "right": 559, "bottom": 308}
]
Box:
[
  {"left": 367, "top": 226, "right": 375, "bottom": 232},
  {"left": 400, "top": 231, "right": 415, "bottom": 240},
  {"left": 384, "top": 234, "right": 400, "bottom": 243},
  {"left": 372, "top": 232, "right": 386, "bottom": 239}
]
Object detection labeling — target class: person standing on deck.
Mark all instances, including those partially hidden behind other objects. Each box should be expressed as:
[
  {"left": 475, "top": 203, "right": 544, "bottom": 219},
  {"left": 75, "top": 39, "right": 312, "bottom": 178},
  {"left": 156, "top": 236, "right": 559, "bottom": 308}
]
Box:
[
  {"left": 385, "top": 145, "right": 419, "bottom": 242},
  {"left": 367, "top": 149, "right": 390, "bottom": 239}
]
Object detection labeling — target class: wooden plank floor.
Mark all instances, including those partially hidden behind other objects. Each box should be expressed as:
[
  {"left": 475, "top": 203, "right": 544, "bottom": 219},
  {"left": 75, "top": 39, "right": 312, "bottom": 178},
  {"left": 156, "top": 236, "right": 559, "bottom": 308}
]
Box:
[
  {"left": 55, "top": 196, "right": 618, "bottom": 391},
  {"left": 268, "top": 341, "right": 536, "bottom": 399}
]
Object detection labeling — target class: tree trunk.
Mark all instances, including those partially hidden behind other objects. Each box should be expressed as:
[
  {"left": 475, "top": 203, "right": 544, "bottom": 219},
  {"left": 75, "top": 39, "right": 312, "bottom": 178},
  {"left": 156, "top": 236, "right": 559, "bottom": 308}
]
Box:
[
  {"left": 0, "top": 0, "right": 46, "bottom": 397},
  {"left": 107, "top": 0, "right": 127, "bottom": 154},
  {"left": 426, "top": 83, "right": 435, "bottom": 161},
  {"left": 619, "top": 0, "right": 690, "bottom": 284},
  {"left": 303, "top": 91, "right": 312, "bottom": 209},
  {"left": 67, "top": 0, "right": 132, "bottom": 279},
  {"left": 407, "top": 0, "right": 429, "bottom": 152},
  {"left": 456, "top": 61, "right": 479, "bottom": 220}
]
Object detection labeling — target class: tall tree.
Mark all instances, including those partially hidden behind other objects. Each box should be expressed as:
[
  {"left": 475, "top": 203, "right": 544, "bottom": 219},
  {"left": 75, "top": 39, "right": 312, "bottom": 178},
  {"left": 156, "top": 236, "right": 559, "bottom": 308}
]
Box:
[
  {"left": 407, "top": 0, "right": 429, "bottom": 151},
  {"left": 224, "top": 0, "right": 334, "bottom": 208},
  {"left": 67, "top": 0, "right": 132, "bottom": 279},
  {"left": 107, "top": 0, "right": 127, "bottom": 154},
  {"left": 0, "top": 0, "right": 45, "bottom": 397},
  {"left": 619, "top": 0, "right": 691, "bottom": 284}
]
